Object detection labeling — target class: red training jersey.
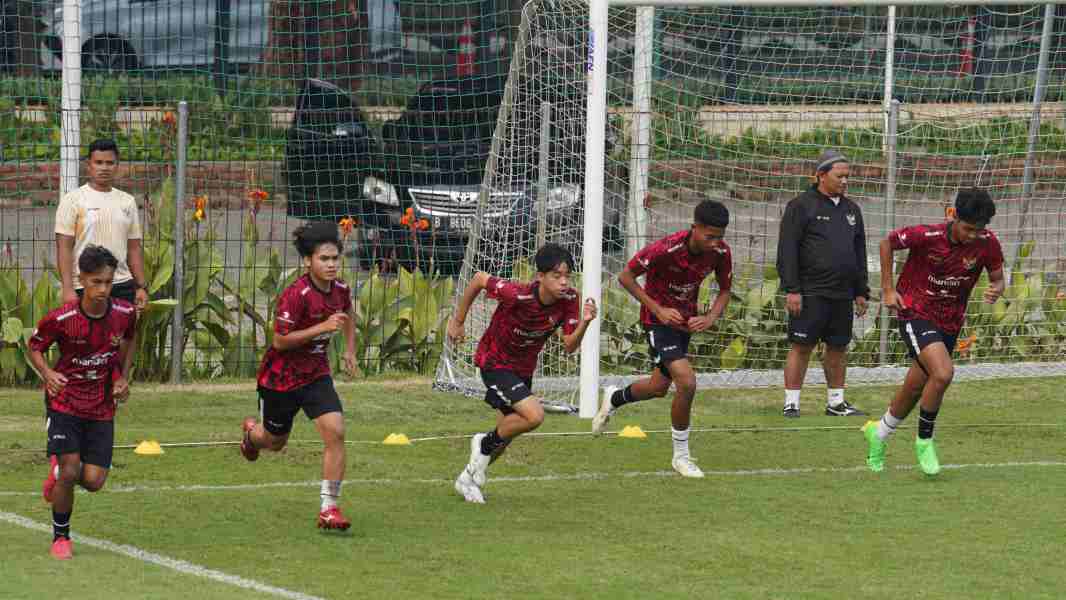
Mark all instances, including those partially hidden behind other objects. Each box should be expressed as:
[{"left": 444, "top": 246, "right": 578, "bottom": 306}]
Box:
[
  {"left": 29, "top": 299, "right": 137, "bottom": 421},
  {"left": 627, "top": 230, "right": 733, "bottom": 328},
  {"left": 889, "top": 222, "right": 1004, "bottom": 334},
  {"left": 474, "top": 277, "right": 580, "bottom": 379},
  {"left": 257, "top": 274, "right": 352, "bottom": 392}
]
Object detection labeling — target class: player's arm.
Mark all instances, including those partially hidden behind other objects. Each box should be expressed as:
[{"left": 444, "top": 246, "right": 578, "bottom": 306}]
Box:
[
  {"left": 984, "top": 267, "right": 1006, "bottom": 303},
  {"left": 689, "top": 253, "right": 732, "bottom": 333},
  {"left": 561, "top": 299, "right": 598, "bottom": 353},
  {"left": 127, "top": 238, "right": 149, "bottom": 312},
  {"left": 342, "top": 304, "right": 361, "bottom": 377},
  {"left": 26, "top": 322, "right": 66, "bottom": 396},
  {"left": 618, "top": 266, "right": 683, "bottom": 327},
  {"left": 446, "top": 271, "right": 491, "bottom": 344},
  {"left": 777, "top": 201, "right": 806, "bottom": 315},
  {"left": 879, "top": 237, "right": 903, "bottom": 310},
  {"left": 273, "top": 315, "right": 345, "bottom": 352},
  {"left": 56, "top": 234, "right": 77, "bottom": 304},
  {"left": 113, "top": 336, "right": 134, "bottom": 401}
]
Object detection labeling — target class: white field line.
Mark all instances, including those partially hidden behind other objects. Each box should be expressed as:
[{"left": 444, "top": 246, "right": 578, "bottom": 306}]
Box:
[
  {"left": 0, "top": 511, "right": 327, "bottom": 600},
  {"left": 1, "top": 461, "right": 1064, "bottom": 498}
]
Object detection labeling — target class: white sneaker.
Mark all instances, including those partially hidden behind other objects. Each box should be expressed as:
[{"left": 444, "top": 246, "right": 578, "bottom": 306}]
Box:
[
  {"left": 454, "top": 467, "right": 485, "bottom": 504},
  {"left": 672, "top": 455, "right": 704, "bottom": 478},
  {"left": 591, "top": 386, "right": 618, "bottom": 435},
  {"left": 468, "top": 434, "right": 490, "bottom": 487}
]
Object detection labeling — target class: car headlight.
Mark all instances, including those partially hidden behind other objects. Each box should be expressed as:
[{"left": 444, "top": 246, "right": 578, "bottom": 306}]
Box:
[
  {"left": 544, "top": 184, "right": 581, "bottom": 211},
  {"left": 363, "top": 176, "right": 399, "bottom": 207}
]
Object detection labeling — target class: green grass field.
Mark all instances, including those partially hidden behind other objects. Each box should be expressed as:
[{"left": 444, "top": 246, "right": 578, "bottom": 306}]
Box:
[{"left": 1, "top": 376, "right": 1064, "bottom": 599}]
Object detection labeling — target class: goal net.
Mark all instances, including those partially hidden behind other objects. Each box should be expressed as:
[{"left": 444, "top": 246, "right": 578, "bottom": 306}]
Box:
[{"left": 434, "top": 0, "right": 1066, "bottom": 413}]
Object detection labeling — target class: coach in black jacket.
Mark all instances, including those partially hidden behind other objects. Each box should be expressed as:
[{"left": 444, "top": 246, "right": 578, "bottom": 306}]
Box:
[{"left": 777, "top": 150, "right": 870, "bottom": 418}]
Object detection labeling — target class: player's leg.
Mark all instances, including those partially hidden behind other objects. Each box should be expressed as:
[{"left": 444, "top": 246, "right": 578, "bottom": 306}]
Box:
[
  {"left": 456, "top": 371, "right": 532, "bottom": 503},
  {"left": 241, "top": 387, "right": 297, "bottom": 460},
  {"left": 665, "top": 358, "right": 703, "bottom": 478},
  {"left": 823, "top": 299, "right": 864, "bottom": 416},
  {"left": 44, "top": 411, "right": 83, "bottom": 559},
  {"left": 911, "top": 338, "right": 955, "bottom": 476},
  {"left": 593, "top": 362, "right": 672, "bottom": 434},
  {"left": 783, "top": 294, "right": 825, "bottom": 417},
  {"left": 303, "top": 378, "right": 350, "bottom": 530},
  {"left": 76, "top": 418, "right": 114, "bottom": 493},
  {"left": 864, "top": 362, "right": 925, "bottom": 472}
]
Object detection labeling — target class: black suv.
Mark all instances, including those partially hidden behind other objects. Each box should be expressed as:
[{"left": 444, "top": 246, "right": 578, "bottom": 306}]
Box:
[{"left": 283, "top": 76, "right": 625, "bottom": 274}]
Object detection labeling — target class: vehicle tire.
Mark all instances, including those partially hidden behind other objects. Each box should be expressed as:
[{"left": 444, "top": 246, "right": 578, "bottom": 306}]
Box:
[{"left": 81, "top": 36, "right": 138, "bottom": 73}]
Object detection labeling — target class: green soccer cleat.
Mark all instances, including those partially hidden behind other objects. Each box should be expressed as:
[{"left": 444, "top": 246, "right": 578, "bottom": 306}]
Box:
[
  {"left": 862, "top": 421, "right": 886, "bottom": 473},
  {"left": 915, "top": 437, "right": 941, "bottom": 476}
]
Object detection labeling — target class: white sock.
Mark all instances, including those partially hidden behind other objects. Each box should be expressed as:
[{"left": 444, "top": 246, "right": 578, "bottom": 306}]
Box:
[
  {"left": 671, "top": 427, "right": 690, "bottom": 458},
  {"left": 876, "top": 411, "right": 902, "bottom": 442},
  {"left": 320, "top": 480, "right": 341, "bottom": 510},
  {"left": 827, "top": 388, "right": 845, "bottom": 408},
  {"left": 784, "top": 389, "right": 801, "bottom": 408}
]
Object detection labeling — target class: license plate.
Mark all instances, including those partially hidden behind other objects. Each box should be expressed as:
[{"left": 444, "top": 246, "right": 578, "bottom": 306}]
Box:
[{"left": 432, "top": 215, "right": 474, "bottom": 231}]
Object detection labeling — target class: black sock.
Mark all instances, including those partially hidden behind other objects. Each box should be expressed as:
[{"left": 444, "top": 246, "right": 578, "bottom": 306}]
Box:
[
  {"left": 53, "top": 510, "right": 71, "bottom": 540},
  {"left": 480, "top": 429, "right": 508, "bottom": 456},
  {"left": 610, "top": 385, "right": 637, "bottom": 409},
  {"left": 917, "top": 407, "right": 939, "bottom": 439}
]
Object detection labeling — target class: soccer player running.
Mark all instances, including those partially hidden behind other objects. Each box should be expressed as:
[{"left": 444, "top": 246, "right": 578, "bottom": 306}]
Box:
[
  {"left": 448, "top": 243, "right": 597, "bottom": 504},
  {"left": 592, "top": 200, "right": 732, "bottom": 478},
  {"left": 864, "top": 189, "right": 1004, "bottom": 475},
  {"left": 29, "top": 246, "right": 138, "bottom": 560},
  {"left": 239, "top": 222, "right": 359, "bottom": 529}
]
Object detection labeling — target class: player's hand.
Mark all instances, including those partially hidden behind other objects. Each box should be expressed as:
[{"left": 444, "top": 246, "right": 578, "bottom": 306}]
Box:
[
  {"left": 655, "top": 307, "right": 685, "bottom": 327},
  {"left": 854, "top": 295, "right": 868, "bottom": 317},
  {"left": 447, "top": 317, "right": 465, "bottom": 345},
  {"left": 343, "top": 352, "right": 362, "bottom": 378},
  {"left": 785, "top": 293, "right": 803, "bottom": 317},
  {"left": 984, "top": 284, "right": 1004, "bottom": 304},
  {"left": 687, "top": 314, "right": 715, "bottom": 332},
  {"left": 61, "top": 288, "right": 78, "bottom": 305},
  {"left": 582, "top": 298, "right": 598, "bottom": 323},
  {"left": 319, "top": 313, "right": 349, "bottom": 334},
  {"left": 134, "top": 287, "right": 149, "bottom": 314},
  {"left": 43, "top": 369, "right": 68, "bottom": 397},
  {"left": 113, "top": 377, "right": 130, "bottom": 403},
  {"left": 882, "top": 289, "right": 905, "bottom": 311}
]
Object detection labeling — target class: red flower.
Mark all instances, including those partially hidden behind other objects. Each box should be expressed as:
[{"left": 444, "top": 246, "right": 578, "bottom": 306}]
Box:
[
  {"left": 339, "top": 217, "right": 358, "bottom": 238},
  {"left": 193, "top": 195, "right": 207, "bottom": 222},
  {"left": 247, "top": 189, "right": 269, "bottom": 215}
]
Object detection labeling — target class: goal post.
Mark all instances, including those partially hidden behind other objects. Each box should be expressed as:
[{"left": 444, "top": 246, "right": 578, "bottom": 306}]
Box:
[{"left": 435, "top": 0, "right": 1066, "bottom": 416}]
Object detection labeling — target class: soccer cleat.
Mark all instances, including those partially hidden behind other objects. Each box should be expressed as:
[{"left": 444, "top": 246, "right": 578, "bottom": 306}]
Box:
[
  {"left": 454, "top": 467, "right": 485, "bottom": 504},
  {"left": 915, "top": 438, "right": 941, "bottom": 476},
  {"left": 317, "top": 506, "right": 351, "bottom": 530},
  {"left": 826, "top": 401, "right": 866, "bottom": 417},
  {"left": 591, "top": 386, "right": 618, "bottom": 435},
  {"left": 862, "top": 420, "right": 886, "bottom": 473},
  {"left": 42, "top": 454, "right": 59, "bottom": 503},
  {"left": 239, "top": 416, "right": 259, "bottom": 462},
  {"left": 50, "top": 537, "right": 72, "bottom": 560},
  {"left": 783, "top": 404, "right": 800, "bottom": 418},
  {"left": 467, "top": 434, "right": 490, "bottom": 487},
  {"left": 671, "top": 455, "right": 704, "bottom": 478}
]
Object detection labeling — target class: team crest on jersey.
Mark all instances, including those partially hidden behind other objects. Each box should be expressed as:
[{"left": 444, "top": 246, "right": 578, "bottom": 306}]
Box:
[
  {"left": 110, "top": 334, "right": 123, "bottom": 347},
  {"left": 962, "top": 256, "right": 977, "bottom": 271},
  {"left": 846, "top": 213, "right": 856, "bottom": 226}
]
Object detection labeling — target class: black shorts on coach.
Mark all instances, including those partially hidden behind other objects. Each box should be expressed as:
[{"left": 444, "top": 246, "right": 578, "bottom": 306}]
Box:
[
  {"left": 481, "top": 369, "right": 533, "bottom": 415},
  {"left": 898, "top": 319, "right": 959, "bottom": 360},
  {"left": 645, "top": 324, "right": 692, "bottom": 378},
  {"left": 257, "top": 376, "right": 343, "bottom": 435},
  {"left": 787, "top": 295, "right": 853, "bottom": 347},
  {"left": 46, "top": 409, "right": 115, "bottom": 468}
]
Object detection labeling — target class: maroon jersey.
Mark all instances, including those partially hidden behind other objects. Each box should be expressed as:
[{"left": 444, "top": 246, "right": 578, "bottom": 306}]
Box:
[
  {"left": 257, "top": 274, "right": 352, "bottom": 392},
  {"left": 889, "top": 222, "right": 1004, "bottom": 334},
  {"left": 627, "top": 230, "right": 733, "bottom": 328},
  {"left": 474, "top": 277, "right": 580, "bottom": 378},
  {"left": 29, "top": 299, "right": 137, "bottom": 421}
]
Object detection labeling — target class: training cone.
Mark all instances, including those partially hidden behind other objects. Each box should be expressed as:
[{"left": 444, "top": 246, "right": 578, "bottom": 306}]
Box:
[
  {"left": 133, "top": 440, "right": 164, "bottom": 455},
  {"left": 382, "top": 433, "right": 411, "bottom": 446},
  {"left": 618, "top": 425, "right": 647, "bottom": 439}
]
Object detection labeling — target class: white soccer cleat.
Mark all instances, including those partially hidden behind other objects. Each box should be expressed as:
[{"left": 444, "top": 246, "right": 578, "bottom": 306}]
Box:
[
  {"left": 468, "top": 433, "right": 491, "bottom": 487},
  {"left": 591, "top": 386, "right": 618, "bottom": 435},
  {"left": 454, "top": 467, "right": 485, "bottom": 504},
  {"left": 672, "top": 455, "right": 705, "bottom": 478}
]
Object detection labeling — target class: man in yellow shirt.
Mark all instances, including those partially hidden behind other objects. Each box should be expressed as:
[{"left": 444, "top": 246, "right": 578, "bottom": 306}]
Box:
[{"left": 55, "top": 139, "right": 148, "bottom": 312}]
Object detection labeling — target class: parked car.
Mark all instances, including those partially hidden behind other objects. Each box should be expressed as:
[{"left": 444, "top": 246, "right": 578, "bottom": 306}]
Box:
[{"left": 283, "top": 76, "right": 627, "bottom": 275}]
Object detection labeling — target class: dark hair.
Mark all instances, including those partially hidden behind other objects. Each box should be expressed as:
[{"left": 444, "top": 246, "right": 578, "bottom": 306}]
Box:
[
  {"left": 87, "top": 139, "right": 120, "bottom": 160},
  {"left": 292, "top": 222, "right": 342, "bottom": 257},
  {"left": 955, "top": 188, "right": 996, "bottom": 228},
  {"left": 694, "top": 199, "right": 729, "bottom": 228},
  {"left": 534, "top": 243, "right": 574, "bottom": 274},
  {"left": 78, "top": 244, "right": 118, "bottom": 275}
]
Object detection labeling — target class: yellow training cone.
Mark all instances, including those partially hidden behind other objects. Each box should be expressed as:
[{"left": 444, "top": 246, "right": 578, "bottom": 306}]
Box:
[
  {"left": 618, "top": 425, "right": 647, "bottom": 439},
  {"left": 133, "top": 440, "right": 165, "bottom": 455},
  {"left": 382, "top": 433, "right": 411, "bottom": 446}
]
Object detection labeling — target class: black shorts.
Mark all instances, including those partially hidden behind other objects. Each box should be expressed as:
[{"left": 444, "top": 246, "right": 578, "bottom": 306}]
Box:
[
  {"left": 46, "top": 410, "right": 114, "bottom": 468},
  {"left": 77, "top": 280, "right": 136, "bottom": 303},
  {"left": 481, "top": 370, "right": 533, "bottom": 415},
  {"left": 899, "top": 319, "right": 959, "bottom": 360},
  {"left": 787, "top": 295, "right": 853, "bottom": 347},
  {"left": 257, "top": 376, "right": 343, "bottom": 435},
  {"left": 645, "top": 324, "right": 692, "bottom": 378}
]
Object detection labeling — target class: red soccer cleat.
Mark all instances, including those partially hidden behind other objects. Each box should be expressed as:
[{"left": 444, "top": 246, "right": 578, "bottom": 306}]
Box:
[
  {"left": 317, "top": 506, "right": 351, "bottom": 531},
  {"left": 50, "top": 537, "right": 72, "bottom": 560},
  {"left": 239, "top": 416, "right": 259, "bottom": 462},
  {"left": 42, "top": 454, "right": 59, "bottom": 504}
]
